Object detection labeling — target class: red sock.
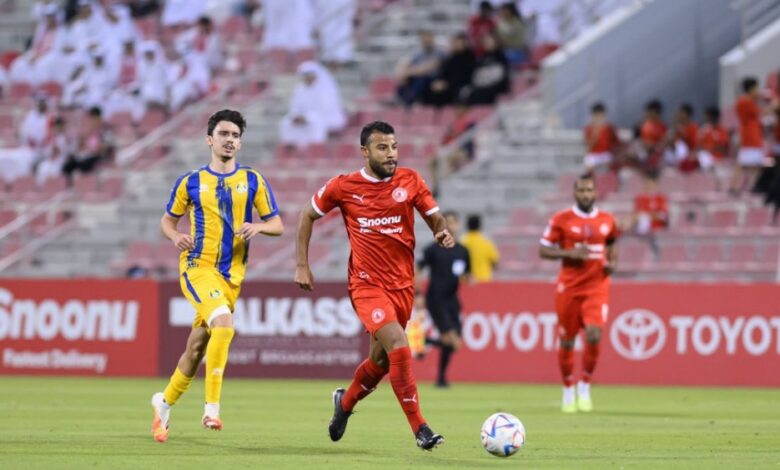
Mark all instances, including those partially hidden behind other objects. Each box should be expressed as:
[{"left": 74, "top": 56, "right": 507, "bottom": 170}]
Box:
[
  {"left": 558, "top": 347, "right": 575, "bottom": 386},
  {"left": 582, "top": 341, "right": 600, "bottom": 383},
  {"left": 342, "top": 358, "right": 388, "bottom": 412},
  {"left": 388, "top": 347, "right": 426, "bottom": 433}
]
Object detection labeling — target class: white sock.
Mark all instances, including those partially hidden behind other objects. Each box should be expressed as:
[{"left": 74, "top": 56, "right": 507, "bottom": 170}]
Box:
[
  {"left": 161, "top": 400, "right": 171, "bottom": 411},
  {"left": 577, "top": 381, "right": 590, "bottom": 399},
  {"left": 562, "top": 385, "right": 576, "bottom": 404},
  {"left": 204, "top": 402, "right": 220, "bottom": 417}
]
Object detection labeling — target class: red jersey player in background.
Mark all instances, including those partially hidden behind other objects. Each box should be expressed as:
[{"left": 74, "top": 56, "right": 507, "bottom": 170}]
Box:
[
  {"left": 539, "top": 174, "right": 619, "bottom": 413},
  {"left": 731, "top": 77, "right": 767, "bottom": 195},
  {"left": 583, "top": 102, "right": 620, "bottom": 173},
  {"left": 295, "top": 121, "right": 454, "bottom": 451},
  {"left": 697, "top": 106, "right": 730, "bottom": 171}
]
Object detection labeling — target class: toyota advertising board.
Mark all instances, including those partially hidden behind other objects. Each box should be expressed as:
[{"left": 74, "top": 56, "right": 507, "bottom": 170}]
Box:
[
  {"left": 158, "top": 281, "right": 369, "bottom": 379},
  {"left": 0, "top": 280, "right": 159, "bottom": 376},
  {"left": 412, "top": 282, "right": 780, "bottom": 386}
]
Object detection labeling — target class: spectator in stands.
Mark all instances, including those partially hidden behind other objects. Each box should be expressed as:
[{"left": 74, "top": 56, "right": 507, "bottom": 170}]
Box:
[
  {"left": 136, "top": 41, "right": 169, "bottom": 111},
  {"left": 167, "top": 48, "right": 211, "bottom": 112},
  {"left": 697, "top": 106, "right": 730, "bottom": 172},
  {"left": 583, "top": 102, "right": 619, "bottom": 174},
  {"left": 9, "top": 4, "right": 61, "bottom": 87},
  {"left": 395, "top": 31, "right": 444, "bottom": 107},
  {"left": 98, "top": 0, "right": 140, "bottom": 53},
  {"left": 730, "top": 77, "right": 767, "bottom": 195},
  {"left": 63, "top": 107, "right": 109, "bottom": 181},
  {"left": 103, "top": 40, "right": 145, "bottom": 126},
  {"left": 175, "top": 16, "right": 224, "bottom": 74},
  {"left": 495, "top": 3, "right": 528, "bottom": 66},
  {"left": 424, "top": 33, "right": 476, "bottom": 107},
  {"left": 36, "top": 116, "right": 70, "bottom": 186},
  {"left": 627, "top": 170, "right": 667, "bottom": 257},
  {"left": 161, "top": 0, "right": 207, "bottom": 27},
  {"left": 669, "top": 103, "right": 699, "bottom": 173},
  {"left": 464, "top": 33, "right": 510, "bottom": 105},
  {"left": 62, "top": 47, "right": 116, "bottom": 110},
  {"left": 313, "top": 0, "right": 357, "bottom": 67},
  {"left": 279, "top": 61, "right": 346, "bottom": 148},
  {"left": 429, "top": 104, "right": 477, "bottom": 195},
  {"left": 461, "top": 214, "right": 500, "bottom": 282},
  {"left": 468, "top": 1, "right": 497, "bottom": 57},
  {"left": 19, "top": 94, "right": 53, "bottom": 163},
  {"left": 261, "top": 0, "right": 316, "bottom": 52},
  {"left": 635, "top": 99, "right": 667, "bottom": 170},
  {"left": 126, "top": 0, "right": 160, "bottom": 18}
]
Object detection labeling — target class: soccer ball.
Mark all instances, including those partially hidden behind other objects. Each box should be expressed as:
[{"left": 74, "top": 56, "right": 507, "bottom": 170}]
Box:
[{"left": 480, "top": 412, "right": 526, "bottom": 457}]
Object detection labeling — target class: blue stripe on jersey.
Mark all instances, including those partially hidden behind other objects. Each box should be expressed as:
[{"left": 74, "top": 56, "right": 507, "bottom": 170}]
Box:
[
  {"left": 243, "top": 170, "right": 259, "bottom": 265},
  {"left": 182, "top": 272, "right": 201, "bottom": 303},
  {"left": 216, "top": 177, "right": 234, "bottom": 280},
  {"left": 260, "top": 174, "right": 280, "bottom": 220},
  {"left": 186, "top": 172, "right": 205, "bottom": 263},
  {"left": 166, "top": 171, "right": 190, "bottom": 217}
]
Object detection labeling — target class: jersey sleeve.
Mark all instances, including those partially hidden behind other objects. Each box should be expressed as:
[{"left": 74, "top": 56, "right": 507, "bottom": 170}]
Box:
[
  {"left": 540, "top": 214, "right": 563, "bottom": 247},
  {"left": 255, "top": 173, "right": 280, "bottom": 220},
  {"left": 413, "top": 172, "right": 439, "bottom": 216},
  {"left": 165, "top": 172, "right": 191, "bottom": 217},
  {"left": 311, "top": 176, "right": 341, "bottom": 216}
]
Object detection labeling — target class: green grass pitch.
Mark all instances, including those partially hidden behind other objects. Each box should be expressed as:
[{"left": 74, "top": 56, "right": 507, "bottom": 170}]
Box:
[{"left": 1, "top": 377, "right": 779, "bottom": 469}]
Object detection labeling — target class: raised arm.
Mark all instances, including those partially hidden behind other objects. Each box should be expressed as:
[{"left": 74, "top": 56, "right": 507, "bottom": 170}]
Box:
[
  {"left": 237, "top": 214, "right": 284, "bottom": 240},
  {"left": 423, "top": 211, "right": 455, "bottom": 248},
  {"left": 538, "top": 243, "right": 588, "bottom": 262},
  {"left": 294, "top": 200, "right": 323, "bottom": 291}
]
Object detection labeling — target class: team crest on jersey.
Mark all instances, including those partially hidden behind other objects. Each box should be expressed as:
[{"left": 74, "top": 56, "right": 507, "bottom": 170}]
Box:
[
  {"left": 209, "top": 289, "right": 222, "bottom": 299},
  {"left": 599, "top": 223, "right": 610, "bottom": 235},
  {"left": 186, "top": 260, "right": 198, "bottom": 269},
  {"left": 392, "top": 187, "right": 408, "bottom": 203},
  {"left": 236, "top": 183, "right": 248, "bottom": 193},
  {"left": 371, "top": 308, "right": 386, "bottom": 323}
]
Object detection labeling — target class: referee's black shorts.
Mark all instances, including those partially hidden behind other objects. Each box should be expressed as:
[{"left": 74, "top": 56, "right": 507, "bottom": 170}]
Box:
[{"left": 425, "top": 294, "right": 461, "bottom": 335}]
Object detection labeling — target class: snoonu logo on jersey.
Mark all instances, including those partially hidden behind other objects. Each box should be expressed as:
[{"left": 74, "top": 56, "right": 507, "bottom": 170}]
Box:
[{"left": 209, "top": 289, "right": 222, "bottom": 299}]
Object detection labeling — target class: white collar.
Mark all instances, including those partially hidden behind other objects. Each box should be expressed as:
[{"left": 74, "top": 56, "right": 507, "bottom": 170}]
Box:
[
  {"left": 572, "top": 205, "right": 599, "bottom": 219},
  {"left": 360, "top": 167, "right": 392, "bottom": 183}
]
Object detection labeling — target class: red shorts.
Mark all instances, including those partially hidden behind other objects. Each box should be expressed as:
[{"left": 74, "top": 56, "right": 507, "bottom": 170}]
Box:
[
  {"left": 349, "top": 285, "right": 415, "bottom": 336},
  {"left": 555, "top": 289, "right": 609, "bottom": 340}
]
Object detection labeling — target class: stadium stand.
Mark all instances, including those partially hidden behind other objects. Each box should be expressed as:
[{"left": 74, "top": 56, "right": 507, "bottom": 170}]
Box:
[{"left": 0, "top": 0, "right": 778, "bottom": 285}]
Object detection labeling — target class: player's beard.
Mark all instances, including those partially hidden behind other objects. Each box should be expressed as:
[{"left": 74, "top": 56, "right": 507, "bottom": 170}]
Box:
[
  {"left": 369, "top": 158, "right": 396, "bottom": 179},
  {"left": 576, "top": 199, "right": 595, "bottom": 213}
]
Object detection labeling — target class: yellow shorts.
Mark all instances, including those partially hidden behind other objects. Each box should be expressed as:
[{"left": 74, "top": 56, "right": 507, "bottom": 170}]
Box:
[{"left": 180, "top": 267, "right": 241, "bottom": 328}]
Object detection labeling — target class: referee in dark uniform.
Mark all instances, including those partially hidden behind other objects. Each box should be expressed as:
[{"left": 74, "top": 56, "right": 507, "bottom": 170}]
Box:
[{"left": 416, "top": 211, "right": 470, "bottom": 387}]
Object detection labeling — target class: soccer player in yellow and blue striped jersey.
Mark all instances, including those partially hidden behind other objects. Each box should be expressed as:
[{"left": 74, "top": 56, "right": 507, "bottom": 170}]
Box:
[{"left": 151, "top": 109, "right": 284, "bottom": 443}]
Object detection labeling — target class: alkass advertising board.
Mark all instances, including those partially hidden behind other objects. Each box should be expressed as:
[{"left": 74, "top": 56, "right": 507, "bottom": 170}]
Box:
[
  {"left": 413, "top": 283, "right": 780, "bottom": 386},
  {"left": 0, "top": 280, "right": 159, "bottom": 376},
  {"left": 159, "top": 281, "right": 369, "bottom": 379}
]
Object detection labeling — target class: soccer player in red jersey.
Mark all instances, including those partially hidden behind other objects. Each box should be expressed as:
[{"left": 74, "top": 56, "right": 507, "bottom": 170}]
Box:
[
  {"left": 539, "top": 174, "right": 619, "bottom": 413},
  {"left": 294, "top": 121, "right": 454, "bottom": 450}
]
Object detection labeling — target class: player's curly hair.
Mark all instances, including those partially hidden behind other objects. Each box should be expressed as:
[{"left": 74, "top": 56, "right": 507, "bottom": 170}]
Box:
[
  {"left": 360, "top": 121, "right": 395, "bottom": 146},
  {"left": 207, "top": 109, "right": 246, "bottom": 136}
]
